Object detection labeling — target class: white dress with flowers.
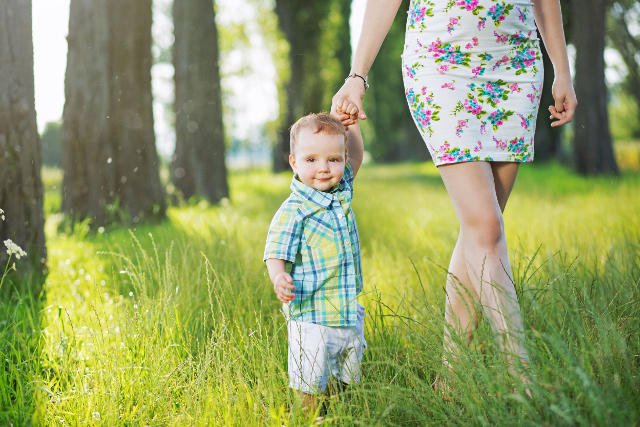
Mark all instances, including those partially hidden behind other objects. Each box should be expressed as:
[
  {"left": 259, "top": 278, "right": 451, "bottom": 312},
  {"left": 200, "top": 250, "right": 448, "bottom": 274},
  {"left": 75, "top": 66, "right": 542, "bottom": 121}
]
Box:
[{"left": 402, "top": 0, "right": 543, "bottom": 165}]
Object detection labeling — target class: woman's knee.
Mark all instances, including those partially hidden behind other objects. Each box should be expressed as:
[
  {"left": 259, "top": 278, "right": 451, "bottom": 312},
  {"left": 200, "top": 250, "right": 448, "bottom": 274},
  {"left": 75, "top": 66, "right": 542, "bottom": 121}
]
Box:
[{"left": 462, "top": 212, "right": 504, "bottom": 252}]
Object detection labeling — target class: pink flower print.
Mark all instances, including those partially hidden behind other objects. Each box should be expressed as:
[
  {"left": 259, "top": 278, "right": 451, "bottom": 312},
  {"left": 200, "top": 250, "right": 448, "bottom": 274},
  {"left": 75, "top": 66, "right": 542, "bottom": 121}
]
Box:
[
  {"left": 517, "top": 7, "right": 527, "bottom": 23},
  {"left": 508, "top": 137, "right": 526, "bottom": 154},
  {"left": 428, "top": 39, "right": 446, "bottom": 57},
  {"left": 448, "top": 16, "right": 461, "bottom": 34},
  {"left": 456, "top": 0, "right": 479, "bottom": 11},
  {"left": 518, "top": 113, "right": 530, "bottom": 129},
  {"left": 478, "top": 17, "right": 487, "bottom": 30},
  {"left": 488, "top": 109, "right": 507, "bottom": 128},
  {"left": 464, "top": 97, "right": 483, "bottom": 116},
  {"left": 472, "top": 66, "right": 486, "bottom": 77},
  {"left": 488, "top": 3, "right": 513, "bottom": 26},
  {"left": 480, "top": 122, "right": 487, "bottom": 134},
  {"left": 464, "top": 37, "right": 479, "bottom": 50},
  {"left": 473, "top": 140, "right": 483, "bottom": 153},
  {"left": 441, "top": 81, "right": 456, "bottom": 90},
  {"left": 409, "top": 4, "right": 427, "bottom": 28},
  {"left": 509, "top": 83, "right": 521, "bottom": 92},
  {"left": 404, "top": 65, "right": 416, "bottom": 79},
  {"left": 492, "top": 55, "right": 510, "bottom": 71},
  {"left": 456, "top": 119, "right": 468, "bottom": 137},
  {"left": 494, "top": 136, "right": 508, "bottom": 150},
  {"left": 494, "top": 32, "right": 509, "bottom": 44},
  {"left": 438, "top": 64, "right": 450, "bottom": 74},
  {"left": 511, "top": 48, "right": 537, "bottom": 71},
  {"left": 526, "top": 83, "right": 541, "bottom": 103}
]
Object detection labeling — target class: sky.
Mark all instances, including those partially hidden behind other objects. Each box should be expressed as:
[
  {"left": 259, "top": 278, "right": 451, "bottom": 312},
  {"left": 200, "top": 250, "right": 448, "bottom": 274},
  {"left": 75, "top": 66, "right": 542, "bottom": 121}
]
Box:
[{"left": 32, "top": 0, "right": 624, "bottom": 158}]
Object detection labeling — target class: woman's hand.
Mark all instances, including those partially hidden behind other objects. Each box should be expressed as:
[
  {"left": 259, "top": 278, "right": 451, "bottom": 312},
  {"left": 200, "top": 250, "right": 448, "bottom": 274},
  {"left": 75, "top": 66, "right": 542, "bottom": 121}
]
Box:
[
  {"left": 331, "top": 76, "right": 367, "bottom": 126},
  {"left": 549, "top": 74, "right": 577, "bottom": 127}
]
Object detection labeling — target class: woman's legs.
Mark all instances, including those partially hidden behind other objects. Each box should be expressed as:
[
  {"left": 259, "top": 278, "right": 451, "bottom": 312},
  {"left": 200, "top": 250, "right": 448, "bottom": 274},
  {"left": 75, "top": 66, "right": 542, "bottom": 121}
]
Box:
[{"left": 438, "top": 161, "right": 528, "bottom": 371}]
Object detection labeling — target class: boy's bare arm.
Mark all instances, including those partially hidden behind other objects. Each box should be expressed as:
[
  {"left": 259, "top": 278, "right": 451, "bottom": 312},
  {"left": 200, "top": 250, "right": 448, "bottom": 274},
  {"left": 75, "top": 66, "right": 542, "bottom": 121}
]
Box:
[
  {"left": 265, "top": 258, "right": 296, "bottom": 303},
  {"left": 346, "top": 123, "right": 364, "bottom": 177}
]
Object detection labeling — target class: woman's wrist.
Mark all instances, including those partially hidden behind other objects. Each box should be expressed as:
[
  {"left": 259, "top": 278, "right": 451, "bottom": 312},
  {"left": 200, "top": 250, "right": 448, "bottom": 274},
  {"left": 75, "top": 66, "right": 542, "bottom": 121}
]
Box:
[{"left": 346, "top": 72, "right": 369, "bottom": 91}]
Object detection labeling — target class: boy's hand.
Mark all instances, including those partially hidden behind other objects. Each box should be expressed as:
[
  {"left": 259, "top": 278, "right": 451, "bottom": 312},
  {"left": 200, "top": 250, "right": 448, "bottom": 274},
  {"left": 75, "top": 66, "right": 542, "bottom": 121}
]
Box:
[
  {"left": 273, "top": 272, "right": 295, "bottom": 303},
  {"left": 333, "top": 100, "right": 359, "bottom": 127}
]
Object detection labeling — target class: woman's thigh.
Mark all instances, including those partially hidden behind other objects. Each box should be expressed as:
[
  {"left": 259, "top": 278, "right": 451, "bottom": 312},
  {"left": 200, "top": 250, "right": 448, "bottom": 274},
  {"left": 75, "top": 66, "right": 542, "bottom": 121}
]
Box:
[
  {"left": 490, "top": 162, "right": 520, "bottom": 212},
  {"left": 437, "top": 161, "right": 502, "bottom": 230}
]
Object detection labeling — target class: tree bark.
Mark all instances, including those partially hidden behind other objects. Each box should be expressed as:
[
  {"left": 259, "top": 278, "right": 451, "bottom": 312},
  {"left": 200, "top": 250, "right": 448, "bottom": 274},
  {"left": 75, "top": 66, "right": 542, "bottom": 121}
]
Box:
[
  {"left": 172, "top": 0, "right": 229, "bottom": 203},
  {"left": 62, "top": 0, "right": 114, "bottom": 224},
  {"left": 273, "top": 1, "right": 331, "bottom": 172},
  {"left": 62, "top": 0, "right": 166, "bottom": 227},
  {"left": 0, "top": 1, "right": 47, "bottom": 282},
  {"left": 571, "top": 0, "right": 618, "bottom": 174}
]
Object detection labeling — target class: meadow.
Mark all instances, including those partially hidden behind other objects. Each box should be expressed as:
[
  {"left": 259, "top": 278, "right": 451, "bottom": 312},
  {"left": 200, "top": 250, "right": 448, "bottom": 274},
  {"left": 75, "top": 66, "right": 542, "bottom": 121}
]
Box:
[{"left": 1, "top": 162, "right": 639, "bottom": 425}]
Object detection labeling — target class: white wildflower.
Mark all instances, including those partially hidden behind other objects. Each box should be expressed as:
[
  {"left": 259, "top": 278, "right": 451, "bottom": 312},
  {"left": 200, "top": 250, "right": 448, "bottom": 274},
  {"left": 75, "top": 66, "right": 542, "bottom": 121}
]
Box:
[
  {"left": 4, "top": 239, "right": 27, "bottom": 259},
  {"left": 0, "top": 208, "right": 5, "bottom": 221}
]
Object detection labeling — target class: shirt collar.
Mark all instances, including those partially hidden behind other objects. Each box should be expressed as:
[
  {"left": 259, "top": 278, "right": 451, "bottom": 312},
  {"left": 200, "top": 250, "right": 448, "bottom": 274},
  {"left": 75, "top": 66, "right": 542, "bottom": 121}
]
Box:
[{"left": 290, "top": 175, "right": 348, "bottom": 209}]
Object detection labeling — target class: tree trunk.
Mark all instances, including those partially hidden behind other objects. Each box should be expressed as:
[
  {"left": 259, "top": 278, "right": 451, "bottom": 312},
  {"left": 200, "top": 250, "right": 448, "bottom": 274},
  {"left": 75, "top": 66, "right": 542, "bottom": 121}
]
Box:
[
  {"left": 0, "top": 0, "right": 46, "bottom": 283},
  {"left": 571, "top": 0, "right": 618, "bottom": 174},
  {"left": 534, "top": 39, "right": 562, "bottom": 161},
  {"left": 62, "top": 0, "right": 166, "bottom": 227},
  {"left": 273, "top": 1, "right": 331, "bottom": 172},
  {"left": 62, "top": 0, "right": 114, "bottom": 224},
  {"left": 172, "top": 0, "right": 229, "bottom": 203}
]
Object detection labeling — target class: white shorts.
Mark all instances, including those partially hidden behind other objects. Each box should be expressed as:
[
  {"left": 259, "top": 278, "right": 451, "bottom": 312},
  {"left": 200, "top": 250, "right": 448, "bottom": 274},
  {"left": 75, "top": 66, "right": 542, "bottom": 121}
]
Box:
[{"left": 288, "top": 305, "right": 366, "bottom": 394}]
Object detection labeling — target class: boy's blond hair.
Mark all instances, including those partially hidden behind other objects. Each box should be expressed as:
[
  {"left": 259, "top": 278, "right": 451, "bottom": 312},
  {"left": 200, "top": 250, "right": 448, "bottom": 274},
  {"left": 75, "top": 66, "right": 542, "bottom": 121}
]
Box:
[{"left": 289, "top": 112, "right": 347, "bottom": 154}]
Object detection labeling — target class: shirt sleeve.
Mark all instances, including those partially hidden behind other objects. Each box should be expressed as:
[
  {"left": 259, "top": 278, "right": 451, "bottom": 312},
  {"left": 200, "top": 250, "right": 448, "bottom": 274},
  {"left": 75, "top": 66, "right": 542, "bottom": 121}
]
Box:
[
  {"left": 263, "top": 200, "right": 302, "bottom": 263},
  {"left": 343, "top": 161, "right": 355, "bottom": 188}
]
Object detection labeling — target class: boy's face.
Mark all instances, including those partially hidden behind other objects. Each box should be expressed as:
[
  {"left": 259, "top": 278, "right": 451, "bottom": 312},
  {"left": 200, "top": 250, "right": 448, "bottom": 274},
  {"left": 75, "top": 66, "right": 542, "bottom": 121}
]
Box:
[{"left": 289, "top": 128, "right": 346, "bottom": 192}]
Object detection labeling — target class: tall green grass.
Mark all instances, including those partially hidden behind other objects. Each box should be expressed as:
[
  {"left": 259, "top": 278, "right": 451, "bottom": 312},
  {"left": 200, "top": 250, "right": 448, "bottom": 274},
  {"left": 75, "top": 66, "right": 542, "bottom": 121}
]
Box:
[{"left": 1, "top": 162, "right": 639, "bottom": 425}]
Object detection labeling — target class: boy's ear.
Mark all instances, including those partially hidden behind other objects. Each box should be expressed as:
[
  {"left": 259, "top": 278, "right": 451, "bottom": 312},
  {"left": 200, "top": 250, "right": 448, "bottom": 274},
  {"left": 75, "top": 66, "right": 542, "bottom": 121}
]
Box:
[{"left": 288, "top": 154, "right": 296, "bottom": 173}]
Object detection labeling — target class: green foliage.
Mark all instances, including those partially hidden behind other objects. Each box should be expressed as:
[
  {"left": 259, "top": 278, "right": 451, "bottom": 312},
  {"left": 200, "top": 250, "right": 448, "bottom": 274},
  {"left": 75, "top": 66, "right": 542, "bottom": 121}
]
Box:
[
  {"left": 2, "top": 163, "right": 640, "bottom": 424},
  {"left": 366, "top": 11, "right": 426, "bottom": 162},
  {"left": 610, "top": 90, "right": 640, "bottom": 141},
  {"left": 40, "top": 121, "right": 62, "bottom": 168}
]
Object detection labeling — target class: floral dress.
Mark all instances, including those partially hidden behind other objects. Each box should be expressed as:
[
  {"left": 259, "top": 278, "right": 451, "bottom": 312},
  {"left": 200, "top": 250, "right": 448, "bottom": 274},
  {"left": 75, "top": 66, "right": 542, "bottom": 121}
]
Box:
[{"left": 402, "top": 0, "right": 543, "bottom": 165}]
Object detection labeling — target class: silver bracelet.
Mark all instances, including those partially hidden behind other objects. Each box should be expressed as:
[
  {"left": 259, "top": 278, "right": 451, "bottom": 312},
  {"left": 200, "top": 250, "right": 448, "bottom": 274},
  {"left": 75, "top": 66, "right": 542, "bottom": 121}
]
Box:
[{"left": 346, "top": 73, "right": 369, "bottom": 91}]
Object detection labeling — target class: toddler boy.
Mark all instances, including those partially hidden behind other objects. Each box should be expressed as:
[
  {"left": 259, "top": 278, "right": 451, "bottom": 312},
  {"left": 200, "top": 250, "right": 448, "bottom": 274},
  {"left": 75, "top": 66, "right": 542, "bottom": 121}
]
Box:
[{"left": 264, "top": 112, "right": 365, "bottom": 415}]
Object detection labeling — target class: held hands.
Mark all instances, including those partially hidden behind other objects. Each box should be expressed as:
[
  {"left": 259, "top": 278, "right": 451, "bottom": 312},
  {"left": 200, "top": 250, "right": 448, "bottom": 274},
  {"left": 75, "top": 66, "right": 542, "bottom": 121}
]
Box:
[
  {"left": 549, "top": 75, "right": 578, "bottom": 127},
  {"left": 331, "top": 76, "right": 368, "bottom": 126},
  {"left": 273, "top": 271, "right": 295, "bottom": 303}
]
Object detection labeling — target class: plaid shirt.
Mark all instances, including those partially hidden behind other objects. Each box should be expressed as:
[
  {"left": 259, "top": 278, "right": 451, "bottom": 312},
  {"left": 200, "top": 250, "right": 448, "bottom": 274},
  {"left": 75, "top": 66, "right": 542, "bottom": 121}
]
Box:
[{"left": 264, "top": 163, "right": 362, "bottom": 327}]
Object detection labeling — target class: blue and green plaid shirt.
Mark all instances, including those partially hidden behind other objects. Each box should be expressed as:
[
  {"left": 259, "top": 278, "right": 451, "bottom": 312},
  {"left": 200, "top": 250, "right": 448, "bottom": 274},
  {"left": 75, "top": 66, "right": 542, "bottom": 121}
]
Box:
[{"left": 264, "top": 163, "right": 362, "bottom": 327}]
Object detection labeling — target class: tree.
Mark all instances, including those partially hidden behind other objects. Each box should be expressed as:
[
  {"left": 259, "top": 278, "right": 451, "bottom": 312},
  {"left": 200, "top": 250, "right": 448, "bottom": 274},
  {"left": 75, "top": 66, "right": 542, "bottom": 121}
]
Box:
[
  {"left": 272, "top": 0, "right": 348, "bottom": 171},
  {"left": 172, "top": 0, "right": 229, "bottom": 203},
  {"left": 62, "top": 0, "right": 165, "bottom": 227},
  {"left": 367, "top": 10, "right": 425, "bottom": 162},
  {"left": 0, "top": 1, "right": 47, "bottom": 282},
  {"left": 570, "top": 0, "right": 618, "bottom": 174},
  {"left": 533, "top": 40, "right": 562, "bottom": 161},
  {"left": 41, "top": 121, "right": 63, "bottom": 168},
  {"left": 608, "top": 0, "right": 640, "bottom": 138}
]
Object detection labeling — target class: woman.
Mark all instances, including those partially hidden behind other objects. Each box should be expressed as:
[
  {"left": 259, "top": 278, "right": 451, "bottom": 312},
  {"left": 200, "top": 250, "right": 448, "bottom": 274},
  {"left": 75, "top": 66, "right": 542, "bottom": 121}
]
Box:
[{"left": 332, "top": 0, "right": 577, "bottom": 387}]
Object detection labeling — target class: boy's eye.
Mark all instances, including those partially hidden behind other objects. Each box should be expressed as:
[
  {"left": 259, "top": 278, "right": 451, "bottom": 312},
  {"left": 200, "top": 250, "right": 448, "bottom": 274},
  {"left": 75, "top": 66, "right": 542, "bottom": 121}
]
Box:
[
  {"left": 329, "top": 158, "right": 343, "bottom": 162},
  {"left": 305, "top": 158, "right": 315, "bottom": 162}
]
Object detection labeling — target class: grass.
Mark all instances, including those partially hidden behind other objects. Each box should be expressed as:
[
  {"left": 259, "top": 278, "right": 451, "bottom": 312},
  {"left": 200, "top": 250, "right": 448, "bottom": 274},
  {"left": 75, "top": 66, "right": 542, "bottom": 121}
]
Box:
[{"left": 1, "top": 161, "right": 640, "bottom": 425}]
